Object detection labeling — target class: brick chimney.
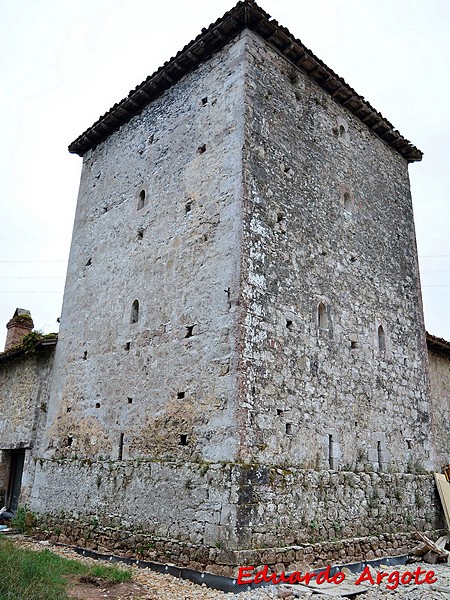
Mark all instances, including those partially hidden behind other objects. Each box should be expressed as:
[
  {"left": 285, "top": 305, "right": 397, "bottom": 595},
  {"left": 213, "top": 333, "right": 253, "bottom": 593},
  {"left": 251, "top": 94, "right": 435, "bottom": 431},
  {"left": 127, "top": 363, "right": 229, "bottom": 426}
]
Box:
[{"left": 5, "top": 308, "right": 34, "bottom": 351}]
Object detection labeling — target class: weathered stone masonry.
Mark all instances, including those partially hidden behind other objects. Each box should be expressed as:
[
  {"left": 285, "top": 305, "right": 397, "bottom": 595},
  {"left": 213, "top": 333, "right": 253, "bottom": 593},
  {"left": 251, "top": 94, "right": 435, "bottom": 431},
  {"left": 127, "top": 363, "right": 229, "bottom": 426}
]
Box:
[
  {"left": 427, "top": 334, "right": 450, "bottom": 464},
  {"left": 1, "top": 0, "right": 449, "bottom": 576},
  {"left": 0, "top": 339, "right": 55, "bottom": 509},
  {"left": 33, "top": 29, "right": 248, "bottom": 560}
]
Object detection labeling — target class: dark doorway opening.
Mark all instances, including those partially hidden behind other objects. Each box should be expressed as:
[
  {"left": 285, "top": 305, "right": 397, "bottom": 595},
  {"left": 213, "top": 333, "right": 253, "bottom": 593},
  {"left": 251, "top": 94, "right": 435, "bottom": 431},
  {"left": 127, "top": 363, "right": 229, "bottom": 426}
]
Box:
[{"left": 6, "top": 450, "right": 25, "bottom": 513}]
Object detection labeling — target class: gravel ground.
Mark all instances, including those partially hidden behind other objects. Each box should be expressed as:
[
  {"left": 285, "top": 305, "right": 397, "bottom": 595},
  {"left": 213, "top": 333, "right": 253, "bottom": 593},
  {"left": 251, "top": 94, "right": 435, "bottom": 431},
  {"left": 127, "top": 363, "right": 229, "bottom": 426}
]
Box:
[{"left": 7, "top": 535, "right": 450, "bottom": 599}]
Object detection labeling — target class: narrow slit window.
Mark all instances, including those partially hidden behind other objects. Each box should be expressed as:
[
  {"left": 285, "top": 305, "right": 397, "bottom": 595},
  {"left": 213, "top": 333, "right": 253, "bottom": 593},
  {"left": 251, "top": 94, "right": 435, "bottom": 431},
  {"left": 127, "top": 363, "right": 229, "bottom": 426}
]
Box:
[
  {"left": 118, "top": 433, "right": 124, "bottom": 460},
  {"left": 179, "top": 434, "right": 188, "bottom": 446},
  {"left": 378, "top": 325, "right": 386, "bottom": 351},
  {"left": 131, "top": 300, "right": 139, "bottom": 324},
  {"left": 328, "top": 435, "right": 333, "bottom": 469},
  {"left": 137, "top": 190, "right": 146, "bottom": 210},
  {"left": 285, "top": 423, "right": 292, "bottom": 435},
  {"left": 377, "top": 441, "right": 382, "bottom": 470},
  {"left": 225, "top": 287, "right": 231, "bottom": 310},
  {"left": 343, "top": 191, "right": 353, "bottom": 213},
  {"left": 318, "top": 302, "right": 327, "bottom": 330},
  {"left": 336, "top": 120, "right": 349, "bottom": 142}
]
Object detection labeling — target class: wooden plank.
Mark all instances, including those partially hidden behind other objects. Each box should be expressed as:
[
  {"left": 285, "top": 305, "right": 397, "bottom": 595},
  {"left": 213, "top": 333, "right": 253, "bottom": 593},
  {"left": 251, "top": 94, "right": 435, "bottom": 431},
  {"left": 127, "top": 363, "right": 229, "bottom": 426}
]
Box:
[
  {"left": 416, "top": 531, "right": 450, "bottom": 557},
  {"left": 435, "top": 534, "right": 450, "bottom": 549},
  {"left": 435, "top": 473, "right": 450, "bottom": 530}
]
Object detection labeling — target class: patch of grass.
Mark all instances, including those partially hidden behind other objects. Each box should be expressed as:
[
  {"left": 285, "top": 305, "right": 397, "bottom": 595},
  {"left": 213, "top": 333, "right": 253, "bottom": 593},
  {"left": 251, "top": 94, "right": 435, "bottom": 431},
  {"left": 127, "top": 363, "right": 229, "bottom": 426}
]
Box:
[
  {"left": 0, "top": 537, "right": 130, "bottom": 600},
  {"left": 87, "top": 564, "right": 130, "bottom": 582}
]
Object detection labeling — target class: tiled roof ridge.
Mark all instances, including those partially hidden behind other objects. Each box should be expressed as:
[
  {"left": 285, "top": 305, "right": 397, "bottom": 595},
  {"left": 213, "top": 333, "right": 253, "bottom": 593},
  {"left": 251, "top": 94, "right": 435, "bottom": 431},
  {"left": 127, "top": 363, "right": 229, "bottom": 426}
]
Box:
[{"left": 68, "top": 0, "right": 422, "bottom": 162}]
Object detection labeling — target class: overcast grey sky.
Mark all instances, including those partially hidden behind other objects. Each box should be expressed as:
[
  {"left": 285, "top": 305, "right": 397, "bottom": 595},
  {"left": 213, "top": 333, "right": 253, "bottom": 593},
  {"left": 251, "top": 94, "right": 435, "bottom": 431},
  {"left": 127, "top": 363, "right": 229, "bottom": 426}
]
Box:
[{"left": 1, "top": 0, "right": 449, "bottom": 348}]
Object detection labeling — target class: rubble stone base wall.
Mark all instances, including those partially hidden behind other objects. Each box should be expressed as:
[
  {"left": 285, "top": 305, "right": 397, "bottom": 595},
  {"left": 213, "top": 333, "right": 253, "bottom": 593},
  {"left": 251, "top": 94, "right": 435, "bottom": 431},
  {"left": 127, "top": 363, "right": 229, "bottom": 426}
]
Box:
[
  {"left": 34, "top": 516, "right": 443, "bottom": 577},
  {"left": 235, "top": 466, "right": 443, "bottom": 548},
  {"left": 29, "top": 458, "right": 443, "bottom": 574}
]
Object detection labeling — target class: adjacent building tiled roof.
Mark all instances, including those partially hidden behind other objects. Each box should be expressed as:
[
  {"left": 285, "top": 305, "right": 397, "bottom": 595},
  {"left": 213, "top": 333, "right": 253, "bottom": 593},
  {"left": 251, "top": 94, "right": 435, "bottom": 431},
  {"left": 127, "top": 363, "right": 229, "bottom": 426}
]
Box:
[
  {"left": 0, "top": 336, "right": 57, "bottom": 364},
  {"left": 69, "top": 0, "right": 423, "bottom": 162},
  {"left": 426, "top": 332, "right": 450, "bottom": 359}
]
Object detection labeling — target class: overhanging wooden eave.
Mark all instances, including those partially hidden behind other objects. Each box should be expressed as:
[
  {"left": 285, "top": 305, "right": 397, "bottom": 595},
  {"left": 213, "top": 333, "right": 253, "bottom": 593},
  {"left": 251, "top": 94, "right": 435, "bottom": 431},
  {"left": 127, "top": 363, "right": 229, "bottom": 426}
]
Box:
[{"left": 68, "top": 0, "right": 423, "bottom": 163}]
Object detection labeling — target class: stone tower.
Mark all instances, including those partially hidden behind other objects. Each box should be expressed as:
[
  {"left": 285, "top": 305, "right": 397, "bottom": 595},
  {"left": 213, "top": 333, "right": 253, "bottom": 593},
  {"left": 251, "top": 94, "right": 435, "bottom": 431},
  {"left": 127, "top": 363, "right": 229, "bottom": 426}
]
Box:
[{"left": 29, "top": 1, "right": 440, "bottom": 574}]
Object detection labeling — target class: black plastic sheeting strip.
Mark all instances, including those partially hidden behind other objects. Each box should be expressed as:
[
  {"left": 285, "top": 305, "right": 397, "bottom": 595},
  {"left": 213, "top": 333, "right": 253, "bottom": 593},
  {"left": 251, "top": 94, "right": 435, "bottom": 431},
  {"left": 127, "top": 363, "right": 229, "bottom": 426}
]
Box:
[
  {"left": 57, "top": 543, "right": 408, "bottom": 594},
  {"left": 330, "top": 555, "right": 407, "bottom": 576},
  {"left": 63, "top": 545, "right": 243, "bottom": 593}
]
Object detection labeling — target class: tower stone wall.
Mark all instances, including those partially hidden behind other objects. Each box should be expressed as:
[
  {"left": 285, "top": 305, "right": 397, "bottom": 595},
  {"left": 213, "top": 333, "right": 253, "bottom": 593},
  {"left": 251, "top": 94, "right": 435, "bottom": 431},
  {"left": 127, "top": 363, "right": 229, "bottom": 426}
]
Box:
[
  {"left": 0, "top": 1, "right": 447, "bottom": 576},
  {"left": 238, "top": 31, "right": 431, "bottom": 472},
  {"left": 31, "top": 32, "right": 249, "bottom": 554}
]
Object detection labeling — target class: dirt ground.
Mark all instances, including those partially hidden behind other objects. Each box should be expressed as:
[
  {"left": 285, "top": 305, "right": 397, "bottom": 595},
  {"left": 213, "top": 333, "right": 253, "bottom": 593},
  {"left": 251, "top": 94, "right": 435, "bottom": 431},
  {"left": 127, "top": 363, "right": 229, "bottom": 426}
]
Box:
[
  {"left": 65, "top": 574, "right": 150, "bottom": 600},
  {"left": 7, "top": 535, "right": 450, "bottom": 599}
]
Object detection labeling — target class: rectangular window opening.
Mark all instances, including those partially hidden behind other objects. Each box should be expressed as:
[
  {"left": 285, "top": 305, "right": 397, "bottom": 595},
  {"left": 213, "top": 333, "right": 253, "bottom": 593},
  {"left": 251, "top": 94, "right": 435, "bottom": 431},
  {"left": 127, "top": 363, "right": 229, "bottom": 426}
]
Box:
[
  {"left": 118, "top": 433, "right": 124, "bottom": 460},
  {"left": 328, "top": 434, "right": 334, "bottom": 469}
]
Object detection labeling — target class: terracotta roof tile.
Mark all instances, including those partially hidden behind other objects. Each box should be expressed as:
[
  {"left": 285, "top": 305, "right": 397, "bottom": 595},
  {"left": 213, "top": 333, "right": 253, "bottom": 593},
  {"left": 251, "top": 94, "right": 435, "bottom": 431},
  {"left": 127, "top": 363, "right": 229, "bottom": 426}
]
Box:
[{"left": 69, "top": 0, "right": 422, "bottom": 162}]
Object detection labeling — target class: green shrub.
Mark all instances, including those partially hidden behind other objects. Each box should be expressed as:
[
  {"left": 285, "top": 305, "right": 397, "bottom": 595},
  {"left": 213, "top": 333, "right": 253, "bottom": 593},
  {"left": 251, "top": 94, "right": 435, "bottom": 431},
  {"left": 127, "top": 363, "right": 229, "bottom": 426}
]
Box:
[{"left": 11, "top": 506, "right": 36, "bottom": 534}]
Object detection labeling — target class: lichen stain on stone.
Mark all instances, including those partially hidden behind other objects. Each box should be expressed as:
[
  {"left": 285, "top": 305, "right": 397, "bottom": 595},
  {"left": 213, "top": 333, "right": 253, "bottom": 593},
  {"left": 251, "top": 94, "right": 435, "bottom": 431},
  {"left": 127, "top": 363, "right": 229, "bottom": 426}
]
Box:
[
  {"left": 131, "top": 400, "right": 200, "bottom": 458},
  {"left": 51, "top": 409, "right": 109, "bottom": 458}
]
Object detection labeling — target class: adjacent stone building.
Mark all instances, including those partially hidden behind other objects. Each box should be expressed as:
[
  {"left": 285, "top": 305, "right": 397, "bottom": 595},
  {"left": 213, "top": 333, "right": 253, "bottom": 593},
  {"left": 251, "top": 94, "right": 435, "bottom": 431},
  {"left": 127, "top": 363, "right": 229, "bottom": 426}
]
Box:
[
  {"left": 0, "top": 317, "right": 56, "bottom": 513},
  {"left": 1, "top": 0, "right": 449, "bottom": 575},
  {"left": 427, "top": 334, "right": 450, "bottom": 465}
]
